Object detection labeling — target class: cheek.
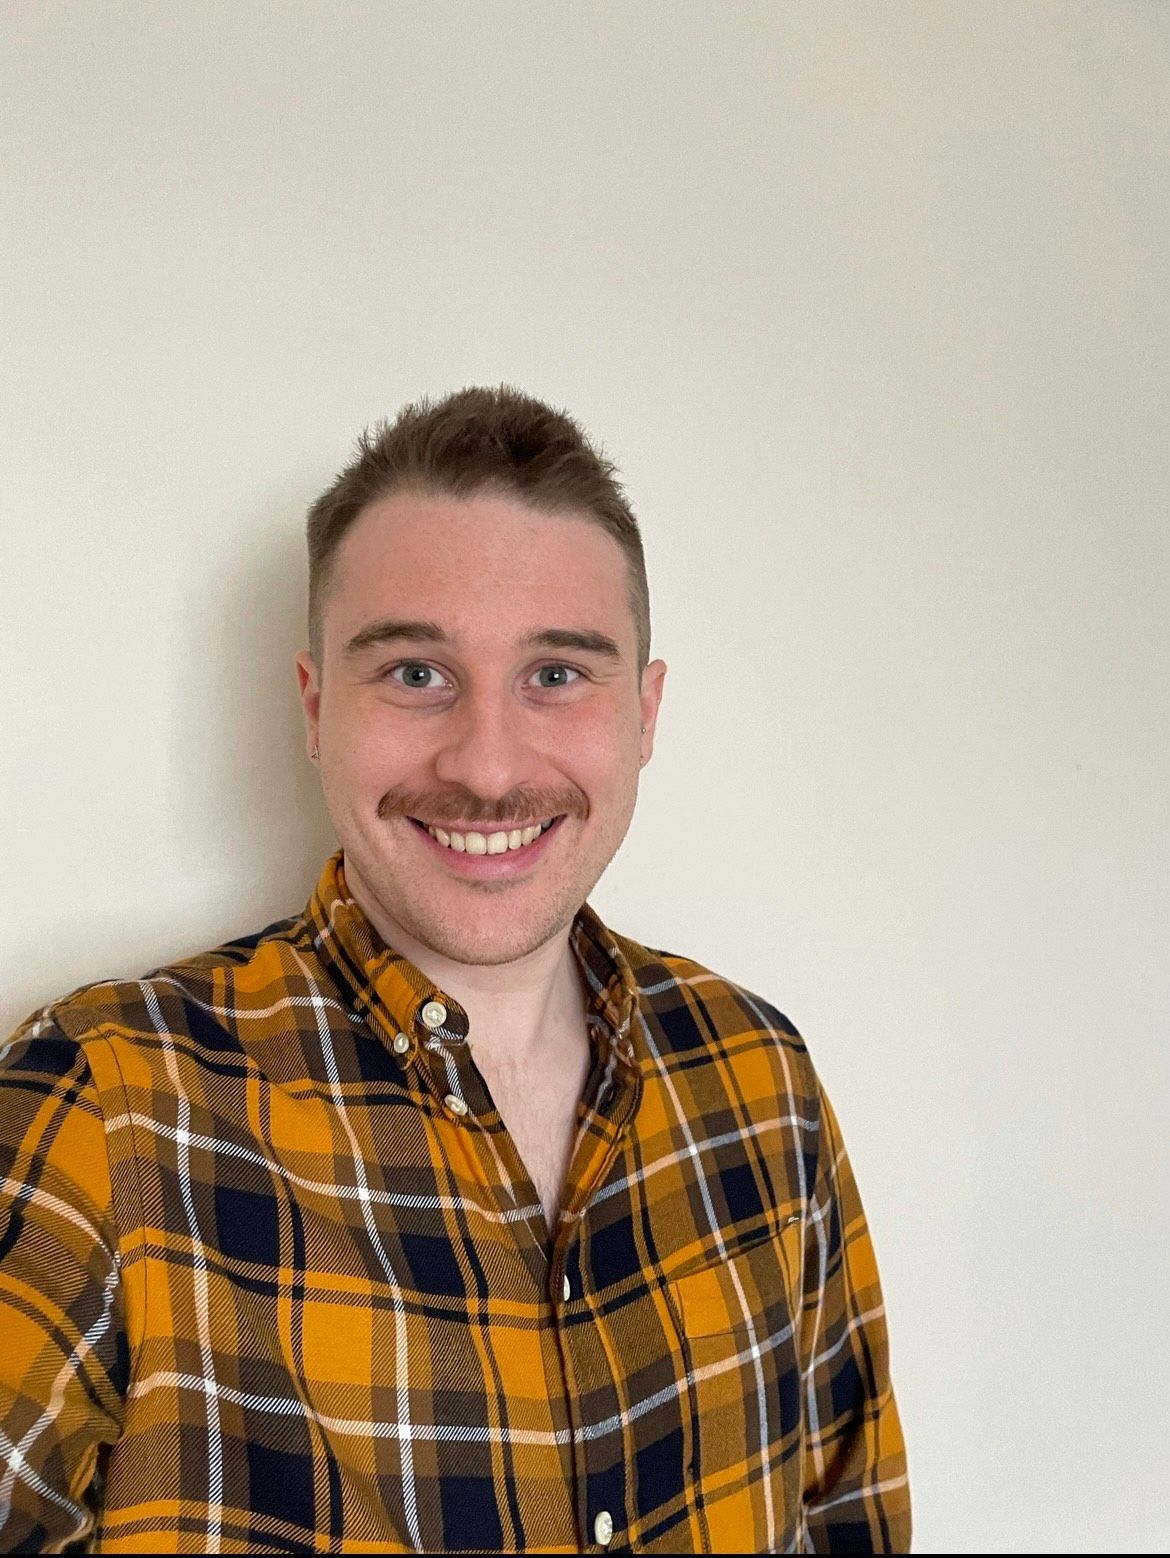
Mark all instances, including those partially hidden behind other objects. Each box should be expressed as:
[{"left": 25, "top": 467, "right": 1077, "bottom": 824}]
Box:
[
  {"left": 326, "top": 701, "right": 413, "bottom": 778},
  {"left": 553, "top": 711, "right": 631, "bottom": 790}
]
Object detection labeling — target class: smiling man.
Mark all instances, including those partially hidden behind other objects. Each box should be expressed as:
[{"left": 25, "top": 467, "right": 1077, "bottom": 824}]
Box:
[{"left": 0, "top": 387, "right": 910, "bottom": 1553}]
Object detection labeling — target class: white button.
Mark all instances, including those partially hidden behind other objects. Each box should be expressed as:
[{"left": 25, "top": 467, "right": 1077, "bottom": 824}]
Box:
[
  {"left": 594, "top": 1510, "right": 613, "bottom": 1546},
  {"left": 562, "top": 1274, "right": 571, "bottom": 1302},
  {"left": 420, "top": 1000, "right": 448, "bottom": 1030},
  {"left": 443, "top": 1093, "right": 469, "bottom": 1117},
  {"left": 392, "top": 1032, "right": 411, "bottom": 1055}
]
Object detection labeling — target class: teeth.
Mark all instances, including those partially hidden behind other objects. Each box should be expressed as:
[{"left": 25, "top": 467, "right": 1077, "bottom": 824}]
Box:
[{"left": 425, "top": 818, "right": 554, "bottom": 854}]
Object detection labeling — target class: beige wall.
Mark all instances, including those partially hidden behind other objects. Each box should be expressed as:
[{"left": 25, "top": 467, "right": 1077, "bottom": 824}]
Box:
[{"left": 2, "top": 2, "right": 1167, "bottom": 1549}]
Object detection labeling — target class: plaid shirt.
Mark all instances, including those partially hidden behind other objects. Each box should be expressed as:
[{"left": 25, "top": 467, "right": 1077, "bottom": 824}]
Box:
[{"left": 0, "top": 852, "right": 910, "bottom": 1553}]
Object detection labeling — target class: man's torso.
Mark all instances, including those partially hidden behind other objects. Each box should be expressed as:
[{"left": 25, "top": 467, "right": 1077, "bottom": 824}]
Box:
[{"left": 0, "top": 854, "right": 909, "bottom": 1553}]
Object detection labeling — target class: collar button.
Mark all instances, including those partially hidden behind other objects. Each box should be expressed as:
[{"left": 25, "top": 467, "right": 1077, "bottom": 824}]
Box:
[{"left": 420, "top": 1000, "right": 448, "bottom": 1030}]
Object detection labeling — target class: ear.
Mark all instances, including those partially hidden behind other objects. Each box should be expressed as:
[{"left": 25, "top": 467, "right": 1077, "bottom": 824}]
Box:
[
  {"left": 639, "top": 658, "right": 667, "bottom": 765},
  {"left": 295, "top": 651, "right": 321, "bottom": 762}
]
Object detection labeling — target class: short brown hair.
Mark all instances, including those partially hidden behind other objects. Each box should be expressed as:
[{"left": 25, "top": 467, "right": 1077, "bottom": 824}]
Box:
[{"left": 306, "top": 384, "right": 650, "bottom": 675}]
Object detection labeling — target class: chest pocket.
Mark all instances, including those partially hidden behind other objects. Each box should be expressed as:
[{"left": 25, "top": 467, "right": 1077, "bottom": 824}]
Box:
[{"left": 668, "top": 1219, "right": 804, "bottom": 1553}]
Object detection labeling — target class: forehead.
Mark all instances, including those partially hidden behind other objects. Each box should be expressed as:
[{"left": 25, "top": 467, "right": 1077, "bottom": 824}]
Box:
[{"left": 327, "top": 491, "right": 634, "bottom": 651}]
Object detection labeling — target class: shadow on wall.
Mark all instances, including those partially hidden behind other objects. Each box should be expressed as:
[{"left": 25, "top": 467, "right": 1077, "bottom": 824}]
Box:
[
  {"left": 1, "top": 502, "right": 337, "bottom": 1038},
  {"left": 167, "top": 500, "right": 338, "bottom": 933}
]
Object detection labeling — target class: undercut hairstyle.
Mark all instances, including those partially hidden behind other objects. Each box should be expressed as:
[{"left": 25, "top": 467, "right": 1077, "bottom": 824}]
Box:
[{"left": 305, "top": 384, "right": 651, "bottom": 676}]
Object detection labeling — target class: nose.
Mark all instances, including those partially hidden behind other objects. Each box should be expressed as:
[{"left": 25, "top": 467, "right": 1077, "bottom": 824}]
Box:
[{"left": 431, "top": 687, "right": 539, "bottom": 803}]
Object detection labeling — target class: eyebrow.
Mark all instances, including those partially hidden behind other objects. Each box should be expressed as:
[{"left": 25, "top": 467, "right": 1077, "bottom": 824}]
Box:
[
  {"left": 342, "top": 618, "right": 623, "bottom": 662},
  {"left": 344, "top": 618, "right": 446, "bottom": 656}
]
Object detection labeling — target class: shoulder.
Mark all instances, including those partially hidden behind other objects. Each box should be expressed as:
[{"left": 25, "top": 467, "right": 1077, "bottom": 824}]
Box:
[
  {"left": 7, "top": 906, "right": 319, "bottom": 1067},
  {"left": 614, "top": 927, "right": 804, "bottom": 1044},
  {"left": 613, "top": 929, "right": 817, "bottom": 1086}
]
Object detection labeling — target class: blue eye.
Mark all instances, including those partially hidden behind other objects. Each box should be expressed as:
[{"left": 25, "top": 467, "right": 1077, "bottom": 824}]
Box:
[
  {"left": 534, "top": 665, "right": 580, "bottom": 689},
  {"left": 386, "top": 662, "right": 579, "bottom": 692},
  {"left": 390, "top": 662, "right": 446, "bottom": 689}
]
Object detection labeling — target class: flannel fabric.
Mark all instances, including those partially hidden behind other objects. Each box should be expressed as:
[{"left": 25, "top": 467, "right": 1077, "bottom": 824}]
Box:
[{"left": 0, "top": 851, "right": 910, "bottom": 1553}]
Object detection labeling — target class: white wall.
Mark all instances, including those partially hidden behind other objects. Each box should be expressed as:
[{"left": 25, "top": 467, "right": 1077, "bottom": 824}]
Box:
[{"left": 2, "top": 2, "right": 1167, "bottom": 1550}]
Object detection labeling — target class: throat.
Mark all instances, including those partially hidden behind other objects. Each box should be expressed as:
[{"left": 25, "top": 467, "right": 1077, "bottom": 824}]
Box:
[{"left": 474, "top": 1022, "right": 592, "bottom": 1234}]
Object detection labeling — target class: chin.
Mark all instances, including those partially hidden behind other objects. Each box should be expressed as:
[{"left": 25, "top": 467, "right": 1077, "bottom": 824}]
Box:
[{"left": 419, "top": 917, "right": 565, "bottom": 967}]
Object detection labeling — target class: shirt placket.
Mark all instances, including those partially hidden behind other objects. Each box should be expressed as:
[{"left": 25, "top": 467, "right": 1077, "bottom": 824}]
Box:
[
  {"left": 379, "top": 979, "right": 646, "bottom": 1555},
  {"left": 400, "top": 987, "right": 647, "bottom": 1557},
  {"left": 548, "top": 1003, "right": 644, "bottom": 1554}
]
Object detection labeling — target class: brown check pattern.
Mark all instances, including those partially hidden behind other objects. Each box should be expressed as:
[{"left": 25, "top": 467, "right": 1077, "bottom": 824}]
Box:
[{"left": 0, "top": 851, "right": 910, "bottom": 1552}]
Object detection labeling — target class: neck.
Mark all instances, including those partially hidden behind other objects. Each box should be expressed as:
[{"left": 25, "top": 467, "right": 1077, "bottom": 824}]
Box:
[{"left": 348, "top": 881, "right": 587, "bottom": 1069}]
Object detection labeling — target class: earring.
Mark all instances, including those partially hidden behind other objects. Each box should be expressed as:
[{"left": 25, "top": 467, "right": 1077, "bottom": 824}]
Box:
[{"left": 311, "top": 744, "right": 320, "bottom": 761}]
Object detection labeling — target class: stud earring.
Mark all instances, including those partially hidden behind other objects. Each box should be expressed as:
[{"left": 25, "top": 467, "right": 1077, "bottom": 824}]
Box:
[{"left": 311, "top": 744, "right": 320, "bottom": 761}]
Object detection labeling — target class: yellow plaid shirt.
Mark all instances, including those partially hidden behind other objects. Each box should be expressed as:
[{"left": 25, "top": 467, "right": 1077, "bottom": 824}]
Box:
[{"left": 0, "top": 852, "right": 910, "bottom": 1552}]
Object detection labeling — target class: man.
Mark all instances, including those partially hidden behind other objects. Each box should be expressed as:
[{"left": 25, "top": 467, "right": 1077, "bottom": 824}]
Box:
[{"left": 0, "top": 386, "right": 910, "bottom": 1553}]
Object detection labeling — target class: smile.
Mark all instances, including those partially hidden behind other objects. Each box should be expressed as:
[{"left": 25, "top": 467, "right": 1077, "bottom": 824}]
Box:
[{"left": 408, "top": 817, "right": 562, "bottom": 855}]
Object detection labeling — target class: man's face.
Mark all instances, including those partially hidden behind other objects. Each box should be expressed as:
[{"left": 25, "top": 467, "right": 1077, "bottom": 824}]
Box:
[{"left": 296, "top": 491, "right": 666, "bottom": 966}]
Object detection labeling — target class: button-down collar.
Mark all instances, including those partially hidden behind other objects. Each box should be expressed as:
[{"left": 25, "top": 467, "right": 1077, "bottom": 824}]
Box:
[{"left": 307, "top": 851, "right": 643, "bottom": 1107}]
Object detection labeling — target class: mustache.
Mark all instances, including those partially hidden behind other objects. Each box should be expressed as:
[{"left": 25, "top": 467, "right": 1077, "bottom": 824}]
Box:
[{"left": 376, "top": 786, "right": 588, "bottom": 828}]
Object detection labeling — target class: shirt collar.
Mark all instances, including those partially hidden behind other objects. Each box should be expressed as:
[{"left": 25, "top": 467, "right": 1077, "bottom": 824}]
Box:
[{"left": 306, "top": 850, "right": 642, "bottom": 1074}]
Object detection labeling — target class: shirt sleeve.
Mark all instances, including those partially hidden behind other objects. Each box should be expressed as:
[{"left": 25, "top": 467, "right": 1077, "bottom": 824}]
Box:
[
  {"left": 0, "top": 1012, "right": 127, "bottom": 1553},
  {"left": 799, "top": 1080, "right": 912, "bottom": 1553}
]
